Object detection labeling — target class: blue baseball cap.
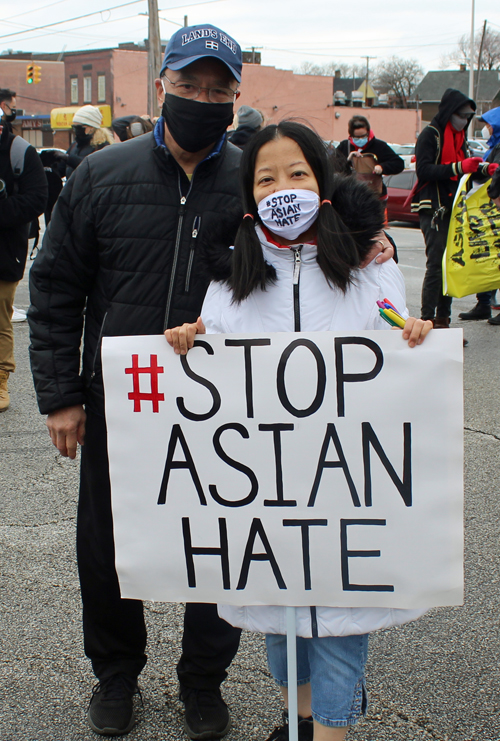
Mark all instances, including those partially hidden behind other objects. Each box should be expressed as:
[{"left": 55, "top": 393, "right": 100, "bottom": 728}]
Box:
[{"left": 160, "top": 24, "right": 242, "bottom": 82}]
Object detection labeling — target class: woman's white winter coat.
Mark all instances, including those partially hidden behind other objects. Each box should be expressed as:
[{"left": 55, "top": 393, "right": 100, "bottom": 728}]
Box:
[{"left": 202, "top": 225, "right": 427, "bottom": 638}]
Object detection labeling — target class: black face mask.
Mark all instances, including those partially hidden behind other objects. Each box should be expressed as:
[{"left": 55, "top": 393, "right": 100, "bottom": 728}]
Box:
[
  {"left": 3, "top": 108, "right": 16, "bottom": 123},
  {"left": 73, "top": 125, "right": 92, "bottom": 144},
  {"left": 162, "top": 93, "right": 234, "bottom": 153}
]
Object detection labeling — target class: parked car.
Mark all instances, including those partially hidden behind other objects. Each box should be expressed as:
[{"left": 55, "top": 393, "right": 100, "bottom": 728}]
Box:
[
  {"left": 468, "top": 138, "right": 489, "bottom": 157},
  {"left": 384, "top": 169, "right": 419, "bottom": 225},
  {"left": 387, "top": 143, "right": 416, "bottom": 169}
]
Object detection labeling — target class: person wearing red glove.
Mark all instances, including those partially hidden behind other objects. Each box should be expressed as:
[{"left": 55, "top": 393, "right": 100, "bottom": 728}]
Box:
[{"left": 411, "top": 88, "right": 491, "bottom": 329}]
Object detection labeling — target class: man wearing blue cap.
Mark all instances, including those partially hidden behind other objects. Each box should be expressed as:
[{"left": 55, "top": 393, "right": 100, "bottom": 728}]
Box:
[{"left": 29, "top": 23, "right": 244, "bottom": 738}]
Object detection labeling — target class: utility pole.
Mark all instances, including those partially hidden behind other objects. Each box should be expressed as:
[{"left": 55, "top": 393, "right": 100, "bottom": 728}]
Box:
[
  {"left": 147, "top": 0, "right": 162, "bottom": 119},
  {"left": 184, "top": 15, "right": 188, "bottom": 27},
  {"left": 244, "top": 46, "right": 262, "bottom": 65},
  {"left": 469, "top": 0, "right": 475, "bottom": 99},
  {"left": 474, "top": 19, "right": 487, "bottom": 104},
  {"left": 361, "top": 56, "right": 376, "bottom": 104}
]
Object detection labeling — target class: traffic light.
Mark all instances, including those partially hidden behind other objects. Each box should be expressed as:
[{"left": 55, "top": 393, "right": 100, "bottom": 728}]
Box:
[
  {"left": 26, "top": 64, "right": 34, "bottom": 84},
  {"left": 33, "top": 65, "right": 42, "bottom": 84}
]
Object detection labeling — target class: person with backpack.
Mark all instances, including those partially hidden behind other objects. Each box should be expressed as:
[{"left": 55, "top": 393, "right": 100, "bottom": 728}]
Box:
[
  {"left": 411, "top": 89, "right": 495, "bottom": 329},
  {"left": 0, "top": 87, "right": 47, "bottom": 411}
]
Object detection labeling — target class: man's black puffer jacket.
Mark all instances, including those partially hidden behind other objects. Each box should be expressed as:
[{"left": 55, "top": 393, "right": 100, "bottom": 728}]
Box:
[{"left": 29, "top": 131, "right": 242, "bottom": 416}]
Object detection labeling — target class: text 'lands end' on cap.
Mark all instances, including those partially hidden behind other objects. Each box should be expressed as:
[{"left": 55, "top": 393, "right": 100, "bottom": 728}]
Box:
[{"left": 160, "top": 24, "right": 242, "bottom": 82}]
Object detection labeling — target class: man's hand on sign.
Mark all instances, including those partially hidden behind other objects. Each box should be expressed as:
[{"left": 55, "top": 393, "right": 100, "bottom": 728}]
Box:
[
  {"left": 401, "top": 317, "right": 433, "bottom": 348},
  {"left": 165, "top": 316, "right": 206, "bottom": 355},
  {"left": 46, "top": 404, "right": 86, "bottom": 459},
  {"left": 373, "top": 164, "right": 383, "bottom": 175},
  {"left": 361, "top": 231, "right": 395, "bottom": 268},
  {"left": 347, "top": 150, "right": 363, "bottom": 160}
]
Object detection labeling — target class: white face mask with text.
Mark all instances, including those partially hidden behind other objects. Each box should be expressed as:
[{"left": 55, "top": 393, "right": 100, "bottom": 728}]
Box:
[{"left": 257, "top": 189, "right": 320, "bottom": 241}]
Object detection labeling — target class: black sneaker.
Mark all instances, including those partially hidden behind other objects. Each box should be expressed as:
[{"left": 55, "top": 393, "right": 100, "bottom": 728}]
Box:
[
  {"left": 180, "top": 687, "right": 231, "bottom": 739},
  {"left": 265, "top": 714, "right": 314, "bottom": 741},
  {"left": 87, "top": 674, "right": 139, "bottom": 736},
  {"left": 458, "top": 303, "right": 491, "bottom": 320}
]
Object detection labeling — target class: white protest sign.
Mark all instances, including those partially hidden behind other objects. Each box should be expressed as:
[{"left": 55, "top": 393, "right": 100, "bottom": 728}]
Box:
[{"left": 102, "top": 330, "right": 463, "bottom": 609}]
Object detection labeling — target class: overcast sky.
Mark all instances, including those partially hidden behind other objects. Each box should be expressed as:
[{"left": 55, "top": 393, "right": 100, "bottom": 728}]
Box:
[{"left": 0, "top": 0, "right": 496, "bottom": 74}]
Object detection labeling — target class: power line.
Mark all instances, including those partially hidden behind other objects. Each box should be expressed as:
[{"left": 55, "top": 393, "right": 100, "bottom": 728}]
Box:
[
  {"left": 0, "top": 0, "right": 228, "bottom": 48},
  {"left": 258, "top": 33, "right": 460, "bottom": 50},
  {"left": 4, "top": 0, "right": 74, "bottom": 22},
  {"left": 0, "top": 0, "right": 147, "bottom": 41},
  {"left": 0, "top": 0, "right": 227, "bottom": 42},
  {"left": 16, "top": 93, "right": 66, "bottom": 105},
  {"left": 0, "top": 12, "right": 152, "bottom": 46},
  {"left": 261, "top": 38, "right": 461, "bottom": 59}
]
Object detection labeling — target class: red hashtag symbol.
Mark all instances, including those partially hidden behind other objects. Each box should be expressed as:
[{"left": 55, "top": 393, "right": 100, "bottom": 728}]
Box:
[{"left": 125, "top": 354, "right": 165, "bottom": 413}]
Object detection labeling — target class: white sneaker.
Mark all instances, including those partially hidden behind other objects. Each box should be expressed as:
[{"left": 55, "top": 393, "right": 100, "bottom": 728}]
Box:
[{"left": 11, "top": 306, "right": 27, "bottom": 323}]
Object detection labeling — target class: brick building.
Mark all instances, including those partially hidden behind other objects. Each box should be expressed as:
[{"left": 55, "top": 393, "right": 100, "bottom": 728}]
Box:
[
  {"left": 63, "top": 46, "right": 148, "bottom": 117},
  {"left": 1, "top": 47, "right": 420, "bottom": 147},
  {"left": 236, "top": 65, "right": 421, "bottom": 143},
  {"left": 0, "top": 56, "right": 65, "bottom": 114},
  {"left": 0, "top": 56, "right": 65, "bottom": 146}
]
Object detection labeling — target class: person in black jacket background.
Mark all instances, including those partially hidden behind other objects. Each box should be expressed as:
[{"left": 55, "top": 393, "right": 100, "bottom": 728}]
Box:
[
  {"left": 228, "top": 104, "right": 263, "bottom": 149},
  {"left": 111, "top": 114, "right": 154, "bottom": 142},
  {"left": 411, "top": 88, "right": 494, "bottom": 328},
  {"left": 336, "top": 115, "right": 404, "bottom": 204},
  {"left": 0, "top": 87, "right": 47, "bottom": 411},
  {"left": 53, "top": 104, "right": 113, "bottom": 179}
]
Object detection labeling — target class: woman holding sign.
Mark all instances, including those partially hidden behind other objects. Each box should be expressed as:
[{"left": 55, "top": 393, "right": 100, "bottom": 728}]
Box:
[{"left": 166, "top": 122, "right": 432, "bottom": 741}]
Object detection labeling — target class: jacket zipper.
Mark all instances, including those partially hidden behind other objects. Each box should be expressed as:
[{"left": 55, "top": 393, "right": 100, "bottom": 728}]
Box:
[
  {"left": 164, "top": 170, "right": 195, "bottom": 329},
  {"left": 292, "top": 246, "right": 302, "bottom": 332},
  {"left": 184, "top": 215, "right": 201, "bottom": 293},
  {"left": 89, "top": 310, "right": 108, "bottom": 385}
]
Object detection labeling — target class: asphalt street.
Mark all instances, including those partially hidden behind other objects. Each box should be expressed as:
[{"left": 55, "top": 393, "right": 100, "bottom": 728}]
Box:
[{"left": 1, "top": 224, "right": 499, "bottom": 741}]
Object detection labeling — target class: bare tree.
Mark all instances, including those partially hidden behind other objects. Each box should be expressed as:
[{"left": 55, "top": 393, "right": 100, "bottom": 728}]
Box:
[
  {"left": 294, "top": 61, "right": 366, "bottom": 77},
  {"left": 373, "top": 56, "right": 424, "bottom": 108},
  {"left": 442, "top": 28, "right": 500, "bottom": 70}
]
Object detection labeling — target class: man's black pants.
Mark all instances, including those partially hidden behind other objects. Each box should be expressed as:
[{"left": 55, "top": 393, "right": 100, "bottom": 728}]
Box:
[
  {"left": 419, "top": 210, "right": 453, "bottom": 321},
  {"left": 78, "top": 408, "right": 241, "bottom": 686}
]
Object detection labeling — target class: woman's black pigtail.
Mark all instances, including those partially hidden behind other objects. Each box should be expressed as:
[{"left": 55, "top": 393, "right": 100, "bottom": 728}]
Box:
[
  {"left": 230, "top": 214, "right": 273, "bottom": 302},
  {"left": 315, "top": 199, "right": 360, "bottom": 293}
]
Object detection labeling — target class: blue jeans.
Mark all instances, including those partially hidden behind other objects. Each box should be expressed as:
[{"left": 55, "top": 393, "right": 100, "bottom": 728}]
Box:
[{"left": 266, "top": 633, "right": 368, "bottom": 728}]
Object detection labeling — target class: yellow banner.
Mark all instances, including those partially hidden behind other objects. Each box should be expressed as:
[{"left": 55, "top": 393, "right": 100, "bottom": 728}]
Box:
[
  {"left": 443, "top": 174, "right": 500, "bottom": 298},
  {"left": 50, "top": 105, "right": 112, "bottom": 130}
]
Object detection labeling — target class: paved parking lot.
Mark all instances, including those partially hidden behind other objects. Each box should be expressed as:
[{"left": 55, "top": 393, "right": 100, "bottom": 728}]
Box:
[{"left": 1, "top": 225, "right": 499, "bottom": 740}]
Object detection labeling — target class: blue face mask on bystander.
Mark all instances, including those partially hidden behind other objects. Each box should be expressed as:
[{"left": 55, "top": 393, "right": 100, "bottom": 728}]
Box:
[{"left": 353, "top": 137, "right": 368, "bottom": 148}]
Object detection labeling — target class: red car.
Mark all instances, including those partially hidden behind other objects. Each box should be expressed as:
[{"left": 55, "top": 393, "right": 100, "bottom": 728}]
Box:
[{"left": 384, "top": 169, "right": 419, "bottom": 225}]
